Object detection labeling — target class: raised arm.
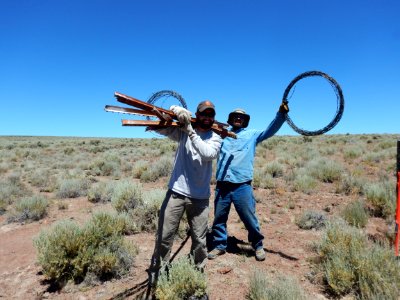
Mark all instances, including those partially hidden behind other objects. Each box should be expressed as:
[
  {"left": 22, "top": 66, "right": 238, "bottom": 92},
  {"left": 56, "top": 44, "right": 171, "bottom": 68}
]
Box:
[{"left": 256, "top": 100, "right": 289, "bottom": 144}]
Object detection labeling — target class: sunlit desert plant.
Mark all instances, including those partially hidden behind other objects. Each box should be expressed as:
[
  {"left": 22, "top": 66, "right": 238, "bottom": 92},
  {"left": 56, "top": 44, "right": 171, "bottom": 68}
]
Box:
[
  {"left": 247, "top": 269, "right": 307, "bottom": 300},
  {"left": 155, "top": 255, "right": 207, "bottom": 300},
  {"left": 7, "top": 194, "right": 49, "bottom": 223}
]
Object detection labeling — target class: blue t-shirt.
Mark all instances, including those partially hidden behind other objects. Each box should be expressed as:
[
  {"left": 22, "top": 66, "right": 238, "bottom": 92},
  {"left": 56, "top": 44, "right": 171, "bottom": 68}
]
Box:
[{"left": 216, "top": 112, "right": 285, "bottom": 183}]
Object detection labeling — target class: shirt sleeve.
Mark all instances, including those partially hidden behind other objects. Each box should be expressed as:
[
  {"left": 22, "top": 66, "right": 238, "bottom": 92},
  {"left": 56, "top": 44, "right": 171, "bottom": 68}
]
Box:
[
  {"left": 255, "top": 112, "right": 286, "bottom": 144},
  {"left": 152, "top": 127, "right": 182, "bottom": 142},
  {"left": 189, "top": 132, "right": 222, "bottom": 161}
]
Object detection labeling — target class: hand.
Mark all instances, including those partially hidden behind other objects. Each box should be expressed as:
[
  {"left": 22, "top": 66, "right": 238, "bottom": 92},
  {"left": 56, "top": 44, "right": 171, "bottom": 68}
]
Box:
[
  {"left": 170, "top": 105, "right": 192, "bottom": 125},
  {"left": 279, "top": 100, "right": 289, "bottom": 113},
  {"left": 145, "top": 126, "right": 158, "bottom": 132}
]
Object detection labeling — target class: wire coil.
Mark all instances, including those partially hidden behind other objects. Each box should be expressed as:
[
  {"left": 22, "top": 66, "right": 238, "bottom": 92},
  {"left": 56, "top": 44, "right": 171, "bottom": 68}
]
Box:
[
  {"left": 283, "top": 71, "right": 345, "bottom": 136},
  {"left": 147, "top": 90, "right": 187, "bottom": 108}
]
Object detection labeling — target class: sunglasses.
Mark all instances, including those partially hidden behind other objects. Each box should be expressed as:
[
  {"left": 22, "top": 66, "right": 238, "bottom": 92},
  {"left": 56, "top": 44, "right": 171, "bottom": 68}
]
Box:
[{"left": 198, "top": 111, "right": 215, "bottom": 118}]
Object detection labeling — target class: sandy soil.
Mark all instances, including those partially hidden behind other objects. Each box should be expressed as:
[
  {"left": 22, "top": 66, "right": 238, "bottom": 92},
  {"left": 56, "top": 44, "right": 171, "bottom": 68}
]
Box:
[{"left": 0, "top": 183, "right": 388, "bottom": 300}]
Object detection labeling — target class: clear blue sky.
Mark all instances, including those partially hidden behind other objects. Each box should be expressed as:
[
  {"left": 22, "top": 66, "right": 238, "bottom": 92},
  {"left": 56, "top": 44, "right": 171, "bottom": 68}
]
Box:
[{"left": 1, "top": 0, "right": 399, "bottom": 138}]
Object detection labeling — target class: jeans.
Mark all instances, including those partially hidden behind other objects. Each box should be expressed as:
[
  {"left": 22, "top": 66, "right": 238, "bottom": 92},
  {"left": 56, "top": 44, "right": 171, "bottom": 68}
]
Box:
[
  {"left": 151, "top": 189, "right": 210, "bottom": 270},
  {"left": 210, "top": 181, "right": 264, "bottom": 251}
]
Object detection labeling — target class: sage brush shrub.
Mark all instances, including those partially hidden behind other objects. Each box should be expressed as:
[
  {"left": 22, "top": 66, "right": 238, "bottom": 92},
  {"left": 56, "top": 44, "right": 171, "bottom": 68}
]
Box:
[
  {"left": 89, "top": 153, "right": 121, "bottom": 178},
  {"left": 155, "top": 256, "right": 207, "bottom": 300},
  {"left": 134, "top": 188, "right": 165, "bottom": 232},
  {"left": 264, "top": 161, "right": 284, "bottom": 178},
  {"left": 253, "top": 170, "right": 275, "bottom": 189},
  {"left": 132, "top": 159, "right": 149, "bottom": 179},
  {"left": 296, "top": 210, "right": 327, "bottom": 230},
  {"left": 34, "top": 215, "right": 137, "bottom": 284},
  {"left": 27, "top": 168, "right": 57, "bottom": 192},
  {"left": 87, "top": 181, "right": 114, "bottom": 203},
  {"left": 247, "top": 269, "right": 307, "bottom": 300},
  {"left": 316, "top": 219, "right": 400, "bottom": 298},
  {"left": 335, "top": 174, "right": 366, "bottom": 195},
  {"left": 341, "top": 200, "right": 368, "bottom": 228},
  {"left": 140, "top": 156, "right": 173, "bottom": 182},
  {"left": 56, "top": 178, "right": 90, "bottom": 198},
  {"left": 307, "top": 158, "right": 344, "bottom": 183},
  {"left": 8, "top": 195, "right": 49, "bottom": 223},
  {"left": 111, "top": 180, "right": 143, "bottom": 213},
  {"left": 0, "top": 173, "right": 31, "bottom": 205},
  {"left": 34, "top": 220, "right": 85, "bottom": 282},
  {"left": 291, "top": 170, "right": 317, "bottom": 194},
  {"left": 343, "top": 147, "right": 363, "bottom": 160},
  {"left": 365, "top": 180, "right": 396, "bottom": 218}
]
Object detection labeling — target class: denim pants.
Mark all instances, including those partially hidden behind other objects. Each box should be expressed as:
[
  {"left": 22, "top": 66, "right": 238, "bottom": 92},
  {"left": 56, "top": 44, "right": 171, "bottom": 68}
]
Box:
[
  {"left": 151, "top": 189, "right": 209, "bottom": 270},
  {"left": 210, "top": 181, "right": 264, "bottom": 251}
]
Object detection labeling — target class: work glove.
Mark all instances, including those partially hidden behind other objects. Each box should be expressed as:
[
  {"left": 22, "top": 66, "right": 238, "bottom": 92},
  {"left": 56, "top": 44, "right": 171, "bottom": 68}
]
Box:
[
  {"left": 170, "top": 105, "right": 192, "bottom": 125},
  {"left": 279, "top": 100, "right": 289, "bottom": 113},
  {"left": 181, "top": 122, "right": 196, "bottom": 136}
]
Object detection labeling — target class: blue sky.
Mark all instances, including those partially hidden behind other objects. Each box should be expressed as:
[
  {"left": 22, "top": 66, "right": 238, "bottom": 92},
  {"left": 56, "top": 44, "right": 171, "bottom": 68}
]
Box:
[{"left": 1, "top": 0, "right": 399, "bottom": 138}]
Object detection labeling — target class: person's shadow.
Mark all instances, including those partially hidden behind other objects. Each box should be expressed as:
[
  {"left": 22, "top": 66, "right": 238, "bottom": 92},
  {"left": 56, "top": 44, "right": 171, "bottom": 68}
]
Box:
[{"left": 207, "top": 232, "right": 298, "bottom": 261}]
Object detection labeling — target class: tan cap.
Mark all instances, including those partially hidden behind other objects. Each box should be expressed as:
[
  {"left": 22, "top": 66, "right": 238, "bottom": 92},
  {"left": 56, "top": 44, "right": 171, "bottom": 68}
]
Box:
[{"left": 197, "top": 100, "right": 215, "bottom": 113}]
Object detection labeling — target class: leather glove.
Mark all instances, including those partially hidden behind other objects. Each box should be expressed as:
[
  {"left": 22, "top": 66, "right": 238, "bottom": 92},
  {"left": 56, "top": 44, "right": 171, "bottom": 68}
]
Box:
[
  {"left": 170, "top": 105, "right": 192, "bottom": 124},
  {"left": 279, "top": 100, "right": 289, "bottom": 113}
]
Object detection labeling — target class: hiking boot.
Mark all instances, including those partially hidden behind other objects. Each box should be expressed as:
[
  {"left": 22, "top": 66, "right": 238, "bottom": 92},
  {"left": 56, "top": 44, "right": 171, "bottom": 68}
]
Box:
[
  {"left": 207, "top": 248, "right": 226, "bottom": 260},
  {"left": 255, "top": 248, "right": 266, "bottom": 261}
]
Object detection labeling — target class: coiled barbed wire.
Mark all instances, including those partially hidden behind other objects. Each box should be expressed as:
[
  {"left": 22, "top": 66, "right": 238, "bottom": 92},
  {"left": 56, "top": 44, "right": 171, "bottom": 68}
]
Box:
[
  {"left": 283, "top": 71, "right": 345, "bottom": 136},
  {"left": 147, "top": 90, "right": 187, "bottom": 108}
]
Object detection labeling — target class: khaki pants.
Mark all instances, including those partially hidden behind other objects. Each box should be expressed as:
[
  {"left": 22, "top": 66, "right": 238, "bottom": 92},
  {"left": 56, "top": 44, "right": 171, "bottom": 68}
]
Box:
[{"left": 151, "top": 189, "right": 209, "bottom": 270}]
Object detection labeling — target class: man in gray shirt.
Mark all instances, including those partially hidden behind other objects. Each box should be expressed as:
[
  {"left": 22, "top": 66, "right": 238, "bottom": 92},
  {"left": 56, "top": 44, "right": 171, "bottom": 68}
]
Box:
[{"left": 148, "top": 100, "right": 222, "bottom": 281}]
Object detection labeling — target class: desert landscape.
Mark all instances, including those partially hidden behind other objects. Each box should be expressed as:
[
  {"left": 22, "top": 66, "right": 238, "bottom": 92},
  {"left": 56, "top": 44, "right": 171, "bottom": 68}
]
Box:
[{"left": 0, "top": 134, "right": 399, "bottom": 300}]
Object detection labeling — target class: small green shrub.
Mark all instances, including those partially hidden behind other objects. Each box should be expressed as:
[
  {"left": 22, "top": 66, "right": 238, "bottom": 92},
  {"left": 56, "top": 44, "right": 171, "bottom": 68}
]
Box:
[
  {"left": 264, "top": 161, "right": 284, "bottom": 178},
  {"left": 155, "top": 256, "right": 207, "bottom": 300},
  {"left": 307, "top": 159, "right": 344, "bottom": 183},
  {"left": 343, "top": 147, "right": 363, "bottom": 160},
  {"left": 140, "top": 156, "right": 173, "bottom": 182},
  {"left": 8, "top": 195, "right": 49, "bottom": 223},
  {"left": 335, "top": 174, "right": 366, "bottom": 195},
  {"left": 295, "top": 210, "right": 327, "bottom": 230},
  {"left": 34, "top": 215, "right": 137, "bottom": 285},
  {"left": 132, "top": 160, "right": 149, "bottom": 179},
  {"left": 0, "top": 162, "right": 10, "bottom": 174},
  {"left": 292, "top": 172, "right": 317, "bottom": 194},
  {"left": 111, "top": 180, "right": 143, "bottom": 213},
  {"left": 134, "top": 188, "right": 165, "bottom": 232},
  {"left": 27, "top": 168, "right": 57, "bottom": 192},
  {"left": 89, "top": 153, "right": 121, "bottom": 178},
  {"left": 86, "top": 211, "right": 137, "bottom": 237},
  {"left": 253, "top": 170, "right": 275, "bottom": 189},
  {"left": 365, "top": 180, "right": 396, "bottom": 218},
  {"left": 341, "top": 200, "right": 368, "bottom": 228},
  {"left": 87, "top": 181, "right": 114, "bottom": 203},
  {"left": 315, "top": 219, "right": 400, "bottom": 298},
  {"left": 0, "top": 173, "right": 31, "bottom": 205},
  {"left": 358, "top": 243, "right": 400, "bottom": 299},
  {"left": 56, "top": 178, "right": 90, "bottom": 198},
  {"left": 247, "top": 269, "right": 307, "bottom": 300}
]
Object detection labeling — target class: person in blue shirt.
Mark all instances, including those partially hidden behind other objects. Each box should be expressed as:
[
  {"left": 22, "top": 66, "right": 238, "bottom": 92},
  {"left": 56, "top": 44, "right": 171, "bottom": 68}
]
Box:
[{"left": 208, "top": 101, "right": 289, "bottom": 261}]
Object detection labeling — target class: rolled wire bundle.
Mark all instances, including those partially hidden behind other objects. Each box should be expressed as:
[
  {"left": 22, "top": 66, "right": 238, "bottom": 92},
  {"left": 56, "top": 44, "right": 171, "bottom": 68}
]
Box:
[{"left": 282, "top": 71, "right": 345, "bottom": 136}]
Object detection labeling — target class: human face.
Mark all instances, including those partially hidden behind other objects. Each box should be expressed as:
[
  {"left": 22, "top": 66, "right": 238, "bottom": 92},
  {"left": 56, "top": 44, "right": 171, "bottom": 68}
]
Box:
[
  {"left": 196, "top": 109, "right": 215, "bottom": 130},
  {"left": 232, "top": 114, "right": 245, "bottom": 128}
]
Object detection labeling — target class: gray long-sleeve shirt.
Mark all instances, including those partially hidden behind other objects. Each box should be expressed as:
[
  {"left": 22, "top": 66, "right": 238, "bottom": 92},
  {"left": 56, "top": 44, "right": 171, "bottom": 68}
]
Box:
[{"left": 155, "top": 127, "right": 222, "bottom": 199}]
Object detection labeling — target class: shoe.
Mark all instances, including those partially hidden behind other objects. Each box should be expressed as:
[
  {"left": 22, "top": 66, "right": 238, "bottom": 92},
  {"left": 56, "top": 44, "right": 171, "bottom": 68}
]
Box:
[
  {"left": 255, "top": 248, "right": 266, "bottom": 261},
  {"left": 207, "top": 248, "right": 226, "bottom": 260}
]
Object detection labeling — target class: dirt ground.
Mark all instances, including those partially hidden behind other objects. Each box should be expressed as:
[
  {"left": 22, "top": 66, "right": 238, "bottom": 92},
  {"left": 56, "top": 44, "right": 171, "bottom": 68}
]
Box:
[{"left": 0, "top": 183, "right": 388, "bottom": 300}]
